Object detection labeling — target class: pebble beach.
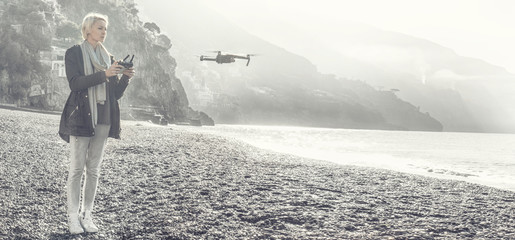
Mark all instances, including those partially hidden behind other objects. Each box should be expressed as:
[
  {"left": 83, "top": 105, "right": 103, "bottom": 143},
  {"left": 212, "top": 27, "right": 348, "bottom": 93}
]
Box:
[{"left": 0, "top": 108, "right": 514, "bottom": 239}]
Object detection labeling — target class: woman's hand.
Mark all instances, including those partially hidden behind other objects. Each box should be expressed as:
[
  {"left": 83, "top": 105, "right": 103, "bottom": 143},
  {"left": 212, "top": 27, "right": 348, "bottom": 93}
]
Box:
[
  {"left": 105, "top": 62, "right": 123, "bottom": 78},
  {"left": 122, "top": 67, "right": 135, "bottom": 79}
]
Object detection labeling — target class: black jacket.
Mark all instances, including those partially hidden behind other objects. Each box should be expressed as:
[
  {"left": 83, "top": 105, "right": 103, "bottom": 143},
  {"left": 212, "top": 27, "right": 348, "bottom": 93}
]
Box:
[{"left": 58, "top": 45, "right": 130, "bottom": 143}]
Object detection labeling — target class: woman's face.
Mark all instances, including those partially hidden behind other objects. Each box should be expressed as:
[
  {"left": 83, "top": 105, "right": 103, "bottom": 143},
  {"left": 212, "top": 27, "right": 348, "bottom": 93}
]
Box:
[{"left": 87, "top": 20, "right": 107, "bottom": 44}]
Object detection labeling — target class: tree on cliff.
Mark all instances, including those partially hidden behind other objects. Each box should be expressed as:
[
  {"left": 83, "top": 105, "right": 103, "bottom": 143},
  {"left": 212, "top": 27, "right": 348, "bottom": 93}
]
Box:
[
  {"left": 56, "top": 20, "right": 80, "bottom": 43},
  {"left": 143, "top": 22, "right": 161, "bottom": 34},
  {"left": 0, "top": 0, "right": 52, "bottom": 103}
]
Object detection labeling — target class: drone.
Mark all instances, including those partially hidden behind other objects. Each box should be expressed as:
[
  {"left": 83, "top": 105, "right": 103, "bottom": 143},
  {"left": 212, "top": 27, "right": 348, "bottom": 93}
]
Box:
[{"left": 199, "top": 51, "right": 255, "bottom": 66}]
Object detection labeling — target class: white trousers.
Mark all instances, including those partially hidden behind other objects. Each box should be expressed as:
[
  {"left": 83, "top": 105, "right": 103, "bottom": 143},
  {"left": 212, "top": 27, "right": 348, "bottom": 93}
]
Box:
[{"left": 67, "top": 124, "right": 110, "bottom": 217}]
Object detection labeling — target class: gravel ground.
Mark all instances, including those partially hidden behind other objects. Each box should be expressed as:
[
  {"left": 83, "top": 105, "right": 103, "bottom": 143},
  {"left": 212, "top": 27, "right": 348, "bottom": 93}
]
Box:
[{"left": 0, "top": 108, "right": 514, "bottom": 239}]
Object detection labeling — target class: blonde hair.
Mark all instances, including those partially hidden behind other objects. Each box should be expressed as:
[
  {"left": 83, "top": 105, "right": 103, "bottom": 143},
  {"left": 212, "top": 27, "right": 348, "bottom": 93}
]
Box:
[{"left": 81, "top": 12, "right": 109, "bottom": 40}]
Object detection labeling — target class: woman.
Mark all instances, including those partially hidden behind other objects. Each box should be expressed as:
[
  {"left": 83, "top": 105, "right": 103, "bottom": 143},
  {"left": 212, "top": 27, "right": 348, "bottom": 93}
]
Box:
[{"left": 58, "top": 12, "right": 134, "bottom": 234}]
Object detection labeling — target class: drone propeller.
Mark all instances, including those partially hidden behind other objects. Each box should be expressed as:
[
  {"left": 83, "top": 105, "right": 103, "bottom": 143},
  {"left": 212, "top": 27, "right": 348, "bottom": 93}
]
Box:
[
  {"left": 198, "top": 55, "right": 204, "bottom": 61},
  {"left": 244, "top": 54, "right": 259, "bottom": 66}
]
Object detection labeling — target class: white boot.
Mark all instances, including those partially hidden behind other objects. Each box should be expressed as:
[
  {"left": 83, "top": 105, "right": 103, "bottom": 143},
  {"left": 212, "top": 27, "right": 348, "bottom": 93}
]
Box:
[
  {"left": 68, "top": 214, "right": 84, "bottom": 234},
  {"left": 80, "top": 211, "right": 99, "bottom": 233}
]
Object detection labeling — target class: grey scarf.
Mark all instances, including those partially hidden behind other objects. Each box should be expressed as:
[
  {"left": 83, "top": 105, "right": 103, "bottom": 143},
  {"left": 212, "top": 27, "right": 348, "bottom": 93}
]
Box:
[{"left": 80, "top": 41, "right": 110, "bottom": 127}]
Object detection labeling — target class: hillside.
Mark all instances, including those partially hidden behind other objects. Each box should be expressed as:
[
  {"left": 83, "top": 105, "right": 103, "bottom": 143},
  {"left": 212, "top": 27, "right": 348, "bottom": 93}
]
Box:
[
  {"left": 252, "top": 18, "right": 515, "bottom": 133},
  {"left": 1, "top": 0, "right": 447, "bottom": 131},
  {"left": 0, "top": 0, "right": 212, "bottom": 125},
  {"left": 136, "top": 0, "right": 443, "bottom": 131}
]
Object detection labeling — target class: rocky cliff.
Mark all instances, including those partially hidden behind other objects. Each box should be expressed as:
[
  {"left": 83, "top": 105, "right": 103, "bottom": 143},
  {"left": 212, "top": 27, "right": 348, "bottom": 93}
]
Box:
[
  {"left": 56, "top": 0, "right": 213, "bottom": 124},
  {"left": 0, "top": 0, "right": 212, "bottom": 125}
]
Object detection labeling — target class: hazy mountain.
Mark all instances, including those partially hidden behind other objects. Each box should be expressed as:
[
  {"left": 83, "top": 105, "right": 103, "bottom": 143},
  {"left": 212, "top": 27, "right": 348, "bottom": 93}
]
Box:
[
  {"left": 248, "top": 18, "right": 515, "bottom": 133},
  {"left": 136, "top": 0, "right": 442, "bottom": 131}
]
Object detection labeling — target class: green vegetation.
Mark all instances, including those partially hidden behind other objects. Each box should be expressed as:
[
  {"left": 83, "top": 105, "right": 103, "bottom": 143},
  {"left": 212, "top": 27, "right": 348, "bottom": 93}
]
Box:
[
  {"left": 0, "top": 0, "right": 53, "bottom": 103},
  {"left": 0, "top": 0, "right": 204, "bottom": 123}
]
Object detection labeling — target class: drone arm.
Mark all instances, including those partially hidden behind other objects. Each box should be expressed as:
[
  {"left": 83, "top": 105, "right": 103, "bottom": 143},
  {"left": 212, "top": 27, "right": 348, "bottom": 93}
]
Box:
[
  {"left": 231, "top": 55, "right": 248, "bottom": 59},
  {"left": 200, "top": 56, "right": 217, "bottom": 62}
]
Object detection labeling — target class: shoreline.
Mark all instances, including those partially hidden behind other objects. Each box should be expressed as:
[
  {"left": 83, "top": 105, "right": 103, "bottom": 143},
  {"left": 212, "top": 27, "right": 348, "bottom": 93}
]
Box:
[
  {"left": 174, "top": 123, "right": 515, "bottom": 193},
  {"left": 1, "top": 108, "right": 514, "bottom": 239}
]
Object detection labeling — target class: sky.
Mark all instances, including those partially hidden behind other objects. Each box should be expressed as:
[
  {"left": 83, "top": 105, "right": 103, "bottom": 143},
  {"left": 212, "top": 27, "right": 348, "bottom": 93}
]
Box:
[{"left": 192, "top": 0, "right": 515, "bottom": 74}]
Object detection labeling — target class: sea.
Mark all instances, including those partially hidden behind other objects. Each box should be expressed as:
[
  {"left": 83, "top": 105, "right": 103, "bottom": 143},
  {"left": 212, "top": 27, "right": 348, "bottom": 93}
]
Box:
[{"left": 177, "top": 124, "right": 515, "bottom": 193}]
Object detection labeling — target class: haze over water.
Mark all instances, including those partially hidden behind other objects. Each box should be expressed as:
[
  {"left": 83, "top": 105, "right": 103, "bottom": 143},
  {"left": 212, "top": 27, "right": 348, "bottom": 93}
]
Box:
[{"left": 178, "top": 124, "right": 515, "bottom": 192}]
